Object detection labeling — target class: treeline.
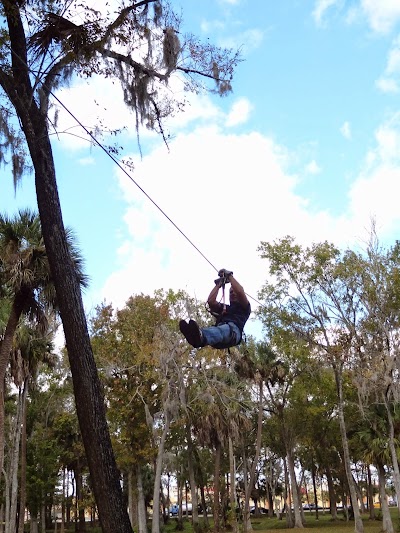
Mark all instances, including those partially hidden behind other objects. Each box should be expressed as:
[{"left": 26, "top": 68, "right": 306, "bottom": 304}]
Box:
[{"left": 1, "top": 213, "right": 399, "bottom": 533}]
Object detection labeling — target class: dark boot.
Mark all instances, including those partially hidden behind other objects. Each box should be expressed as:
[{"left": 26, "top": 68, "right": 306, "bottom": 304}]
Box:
[{"left": 179, "top": 319, "right": 204, "bottom": 348}]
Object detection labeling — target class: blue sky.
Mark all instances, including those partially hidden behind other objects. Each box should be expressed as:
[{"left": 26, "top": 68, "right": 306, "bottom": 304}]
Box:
[{"left": 3, "top": 0, "right": 400, "bottom": 339}]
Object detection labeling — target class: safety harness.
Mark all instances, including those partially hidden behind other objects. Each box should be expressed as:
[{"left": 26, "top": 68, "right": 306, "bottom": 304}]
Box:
[{"left": 206, "top": 273, "right": 240, "bottom": 350}]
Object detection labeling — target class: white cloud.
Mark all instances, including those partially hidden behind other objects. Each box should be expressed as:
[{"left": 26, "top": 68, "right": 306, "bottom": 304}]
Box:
[
  {"left": 346, "top": 112, "right": 400, "bottom": 236},
  {"left": 99, "top": 104, "right": 400, "bottom": 317},
  {"left": 386, "top": 40, "right": 400, "bottom": 73},
  {"left": 376, "top": 36, "right": 400, "bottom": 93},
  {"left": 225, "top": 98, "right": 252, "bottom": 127},
  {"left": 360, "top": 0, "right": 400, "bottom": 34},
  {"left": 219, "top": 29, "right": 264, "bottom": 53},
  {"left": 376, "top": 77, "right": 399, "bottom": 93},
  {"left": 200, "top": 19, "right": 225, "bottom": 33},
  {"left": 340, "top": 121, "right": 352, "bottom": 140},
  {"left": 78, "top": 156, "right": 96, "bottom": 166},
  {"left": 305, "top": 160, "right": 321, "bottom": 175},
  {"left": 312, "top": 0, "right": 341, "bottom": 26}
]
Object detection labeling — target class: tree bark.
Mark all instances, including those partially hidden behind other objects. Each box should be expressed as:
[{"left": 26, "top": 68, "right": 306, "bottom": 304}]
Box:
[
  {"left": 18, "top": 381, "right": 28, "bottom": 533},
  {"left": 6, "top": 386, "right": 23, "bottom": 533},
  {"left": 137, "top": 465, "right": 147, "bottom": 533},
  {"left": 325, "top": 466, "right": 338, "bottom": 519},
  {"left": 213, "top": 440, "right": 221, "bottom": 533},
  {"left": 334, "top": 364, "right": 364, "bottom": 533},
  {"left": 384, "top": 397, "right": 400, "bottom": 514},
  {"left": 228, "top": 437, "right": 239, "bottom": 533},
  {"left": 367, "top": 466, "right": 375, "bottom": 520},
  {"left": 186, "top": 426, "right": 199, "bottom": 529},
  {"left": 286, "top": 448, "right": 303, "bottom": 528},
  {"left": 377, "top": 462, "right": 394, "bottom": 533},
  {"left": 151, "top": 413, "right": 171, "bottom": 533},
  {"left": 0, "top": 296, "right": 25, "bottom": 473},
  {"left": 283, "top": 457, "right": 293, "bottom": 528}
]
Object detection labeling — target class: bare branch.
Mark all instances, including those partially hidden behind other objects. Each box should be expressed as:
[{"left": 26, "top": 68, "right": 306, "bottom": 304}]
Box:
[{"left": 102, "top": 0, "right": 158, "bottom": 44}]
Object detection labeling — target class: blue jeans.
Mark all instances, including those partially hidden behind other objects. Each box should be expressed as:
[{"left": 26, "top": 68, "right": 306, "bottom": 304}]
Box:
[{"left": 201, "top": 322, "right": 241, "bottom": 348}]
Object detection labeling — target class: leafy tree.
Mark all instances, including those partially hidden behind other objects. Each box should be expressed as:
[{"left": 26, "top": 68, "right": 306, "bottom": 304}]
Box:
[
  {"left": 9, "top": 320, "right": 57, "bottom": 533},
  {"left": 356, "top": 406, "right": 395, "bottom": 533},
  {"left": 257, "top": 237, "right": 367, "bottom": 533},
  {"left": 0, "top": 2, "right": 240, "bottom": 529},
  {"left": 0, "top": 208, "right": 86, "bottom": 479},
  {"left": 91, "top": 291, "right": 191, "bottom": 533}
]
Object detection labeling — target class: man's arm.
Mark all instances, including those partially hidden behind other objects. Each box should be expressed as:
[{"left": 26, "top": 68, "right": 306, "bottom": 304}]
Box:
[
  {"left": 229, "top": 274, "right": 249, "bottom": 308},
  {"left": 207, "top": 280, "right": 224, "bottom": 314}
]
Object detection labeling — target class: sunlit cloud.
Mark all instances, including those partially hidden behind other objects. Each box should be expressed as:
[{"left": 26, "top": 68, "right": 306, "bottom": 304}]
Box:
[
  {"left": 225, "top": 98, "right": 252, "bottom": 127},
  {"left": 360, "top": 0, "right": 400, "bottom": 34},
  {"left": 305, "top": 160, "right": 321, "bottom": 175},
  {"left": 347, "top": 112, "right": 400, "bottom": 237},
  {"left": 312, "top": 0, "right": 341, "bottom": 27},
  {"left": 78, "top": 156, "right": 96, "bottom": 166},
  {"left": 376, "top": 77, "right": 399, "bottom": 93},
  {"left": 376, "top": 36, "right": 400, "bottom": 93},
  {"left": 340, "top": 121, "right": 352, "bottom": 140},
  {"left": 219, "top": 28, "right": 264, "bottom": 53}
]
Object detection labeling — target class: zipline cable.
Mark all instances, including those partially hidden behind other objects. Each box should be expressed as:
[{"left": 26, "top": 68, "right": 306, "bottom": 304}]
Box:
[
  {"left": 50, "top": 93, "right": 220, "bottom": 274},
  {"left": 8, "top": 42, "right": 265, "bottom": 309}
]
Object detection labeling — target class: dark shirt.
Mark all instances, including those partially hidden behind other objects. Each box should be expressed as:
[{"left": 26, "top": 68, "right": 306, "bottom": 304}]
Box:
[{"left": 216, "top": 301, "right": 251, "bottom": 333}]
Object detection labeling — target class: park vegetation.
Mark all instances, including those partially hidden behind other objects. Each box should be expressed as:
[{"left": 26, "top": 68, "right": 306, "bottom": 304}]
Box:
[
  {"left": 0, "top": 3, "right": 399, "bottom": 533},
  {"left": 1, "top": 214, "right": 400, "bottom": 533}
]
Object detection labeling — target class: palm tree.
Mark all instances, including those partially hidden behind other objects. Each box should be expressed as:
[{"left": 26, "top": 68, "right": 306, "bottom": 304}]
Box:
[
  {"left": 356, "top": 408, "right": 395, "bottom": 533},
  {"left": 8, "top": 320, "right": 56, "bottom": 533},
  {"left": 0, "top": 208, "right": 87, "bottom": 473}
]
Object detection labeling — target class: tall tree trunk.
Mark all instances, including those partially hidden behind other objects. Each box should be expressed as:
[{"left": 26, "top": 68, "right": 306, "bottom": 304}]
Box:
[
  {"left": 151, "top": 413, "right": 171, "bottom": 533},
  {"left": 196, "top": 455, "right": 209, "bottom": 528},
  {"left": 377, "top": 462, "right": 394, "bottom": 533},
  {"left": 127, "top": 470, "right": 135, "bottom": 530},
  {"left": 384, "top": 396, "right": 400, "bottom": 514},
  {"left": 242, "top": 442, "right": 250, "bottom": 533},
  {"left": 5, "top": 385, "right": 24, "bottom": 533},
  {"left": 0, "top": 297, "right": 24, "bottom": 474},
  {"left": 74, "top": 463, "right": 86, "bottom": 533},
  {"left": 228, "top": 437, "right": 239, "bottom": 533},
  {"left": 213, "top": 440, "right": 222, "bottom": 533},
  {"left": 311, "top": 463, "right": 319, "bottom": 521},
  {"left": 0, "top": 6, "right": 133, "bottom": 532},
  {"left": 325, "top": 466, "right": 337, "bottom": 519},
  {"left": 30, "top": 515, "right": 38, "bottom": 533},
  {"left": 186, "top": 427, "right": 199, "bottom": 529},
  {"left": 283, "top": 457, "right": 293, "bottom": 528},
  {"left": 286, "top": 448, "right": 303, "bottom": 528},
  {"left": 40, "top": 504, "right": 45, "bottom": 533},
  {"left": 18, "top": 381, "right": 28, "bottom": 533},
  {"left": 367, "top": 466, "right": 375, "bottom": 520},
  {"left": 244, "top": 380, "right": 263, "bottom": 531},
  {"left": 137, "top": 465, "right": 147, "bottom": 533},
  {"left": 334, "top": 364, "right": 364, "bottom": 533}
]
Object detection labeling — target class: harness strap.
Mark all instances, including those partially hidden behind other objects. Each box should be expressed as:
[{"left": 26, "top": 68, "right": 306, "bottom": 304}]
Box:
[{"left": 221, "top": 282, "right": 227, "bottom": 314}]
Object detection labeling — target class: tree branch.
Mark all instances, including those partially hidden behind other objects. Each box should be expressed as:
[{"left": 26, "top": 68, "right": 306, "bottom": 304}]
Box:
[
  {"left": 176, "top": 65, "right": 224, "bottom": 83},
  {"left": 102, "top": 0, "right": 158, "bottom": 44},
  {"left": 100, "top": 48, "right": 166, "bottom": 81}
]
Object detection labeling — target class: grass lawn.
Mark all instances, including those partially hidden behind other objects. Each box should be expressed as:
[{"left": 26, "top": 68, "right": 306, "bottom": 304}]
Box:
[
  {"left": 165, "top": 508, "right": 400, "bottom": 533},
  {"left": 45, "top": 509, "right": 400, "bottom": 532},
  {"left": 251, "top": 509, "right": 400, "bottom": 532}
]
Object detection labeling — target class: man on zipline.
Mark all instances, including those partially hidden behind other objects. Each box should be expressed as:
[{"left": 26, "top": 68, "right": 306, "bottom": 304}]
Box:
[{"left": 179, "top": 269, "right": 251, "bottom": 349}]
